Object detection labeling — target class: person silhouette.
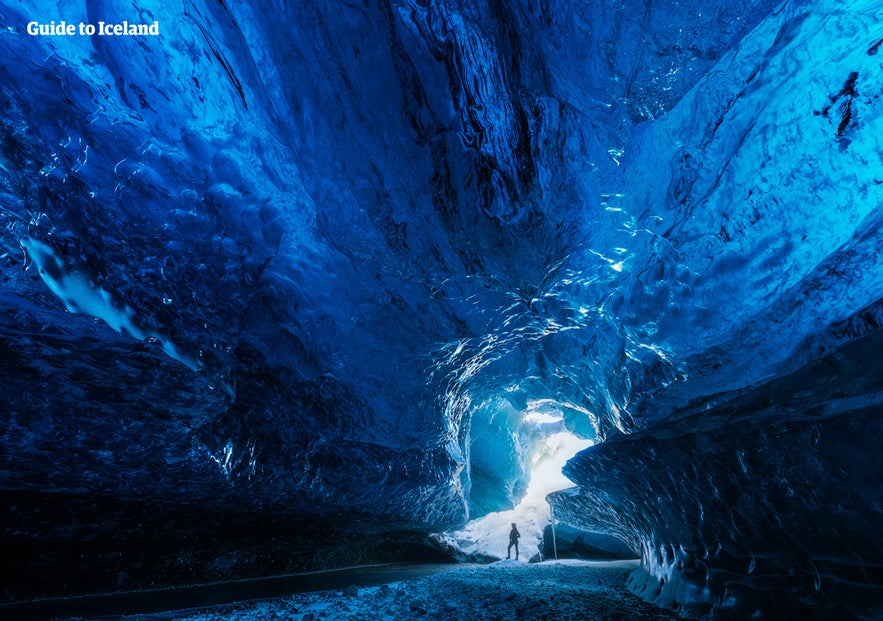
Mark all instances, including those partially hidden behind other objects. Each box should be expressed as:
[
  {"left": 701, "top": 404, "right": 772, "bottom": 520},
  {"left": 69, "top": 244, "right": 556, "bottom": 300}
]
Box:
[{"left": 507, "top": 522, "right": 520, "bottom": 560}]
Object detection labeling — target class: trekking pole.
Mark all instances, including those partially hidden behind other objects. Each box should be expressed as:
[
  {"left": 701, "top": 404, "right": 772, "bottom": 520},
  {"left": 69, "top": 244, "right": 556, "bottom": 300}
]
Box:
[{"left": 550, "top": 502, "right": 558, "bottom": 560}]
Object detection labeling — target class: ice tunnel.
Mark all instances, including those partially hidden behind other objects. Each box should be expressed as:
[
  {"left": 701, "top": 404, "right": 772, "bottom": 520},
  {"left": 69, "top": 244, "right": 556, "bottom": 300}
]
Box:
[{"left": 1, "top": 0, "right": 882, "bottom": 618}]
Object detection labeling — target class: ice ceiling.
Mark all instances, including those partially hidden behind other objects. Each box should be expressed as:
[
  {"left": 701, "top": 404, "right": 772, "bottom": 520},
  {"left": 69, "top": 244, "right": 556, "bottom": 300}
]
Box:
[{"left": 2, "top": 0, "right": 882, "bottom": 617}]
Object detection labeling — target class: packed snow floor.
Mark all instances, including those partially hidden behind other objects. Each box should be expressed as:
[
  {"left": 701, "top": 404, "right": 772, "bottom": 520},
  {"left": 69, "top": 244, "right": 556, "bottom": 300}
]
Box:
[{"left": 127, "top": 560, "right": 693, "bottom": 621}]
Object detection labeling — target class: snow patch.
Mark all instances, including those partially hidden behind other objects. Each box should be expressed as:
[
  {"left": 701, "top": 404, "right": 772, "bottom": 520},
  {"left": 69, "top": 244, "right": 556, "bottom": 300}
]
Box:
[{"left": 22, "top": 236, "right": 199, "bottom": 371}]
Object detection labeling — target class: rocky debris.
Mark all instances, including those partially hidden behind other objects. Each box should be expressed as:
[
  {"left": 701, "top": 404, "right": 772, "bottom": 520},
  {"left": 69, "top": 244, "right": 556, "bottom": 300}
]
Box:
[{"left": 139, "top": 560, "right": 697, "bottom": 621}]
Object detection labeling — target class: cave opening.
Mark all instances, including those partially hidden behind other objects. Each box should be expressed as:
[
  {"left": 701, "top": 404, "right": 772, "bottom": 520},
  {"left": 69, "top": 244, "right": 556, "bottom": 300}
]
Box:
[{"left": 438, "top": 398, "right": 594, "bottom": 562}]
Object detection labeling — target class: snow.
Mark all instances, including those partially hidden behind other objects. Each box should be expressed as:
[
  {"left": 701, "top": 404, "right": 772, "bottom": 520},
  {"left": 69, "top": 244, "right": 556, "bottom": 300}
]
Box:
[{"left": 20, "top": 236, "right": 200, "bottom": 371}]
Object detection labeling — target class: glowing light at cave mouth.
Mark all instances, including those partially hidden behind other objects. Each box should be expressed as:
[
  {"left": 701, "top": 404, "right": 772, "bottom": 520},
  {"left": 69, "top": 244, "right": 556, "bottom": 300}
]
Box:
[{"left": 440, "top": 424, "right": 593, "bottom": 561}]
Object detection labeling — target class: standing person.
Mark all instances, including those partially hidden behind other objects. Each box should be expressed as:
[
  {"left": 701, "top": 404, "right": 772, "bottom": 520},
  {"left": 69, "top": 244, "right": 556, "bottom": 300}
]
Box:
[{"left": 507, "top": 522, "right": 521, "bottom": 560}]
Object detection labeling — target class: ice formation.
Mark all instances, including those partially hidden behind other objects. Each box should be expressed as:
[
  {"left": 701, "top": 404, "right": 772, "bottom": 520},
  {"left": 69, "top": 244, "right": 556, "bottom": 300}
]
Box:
[{"left": 1, "top": 0, "right": 882, "bottom": 618}]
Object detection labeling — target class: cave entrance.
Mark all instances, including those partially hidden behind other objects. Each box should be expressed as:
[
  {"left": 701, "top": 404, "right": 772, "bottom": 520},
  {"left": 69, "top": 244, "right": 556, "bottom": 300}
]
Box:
[{"left": 440, "top": 399, "right": 593, "bottom": 561}]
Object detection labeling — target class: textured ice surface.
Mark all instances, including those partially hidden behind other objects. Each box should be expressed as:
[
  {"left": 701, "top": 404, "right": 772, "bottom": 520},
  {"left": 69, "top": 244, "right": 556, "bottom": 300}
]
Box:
[
  {"left": 552, "top": 328, "right": 883, "bottom": 618},
  {"left": 1, "top": 0, "right": 882, "bottom": 616},
  {"left": 547, "top": 2, "right": 883, "bottom": 616}
]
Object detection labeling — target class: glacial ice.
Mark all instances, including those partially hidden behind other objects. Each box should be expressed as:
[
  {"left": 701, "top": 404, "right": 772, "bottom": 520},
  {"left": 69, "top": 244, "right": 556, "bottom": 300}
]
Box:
[{"left": 1, "top": 0, "right": 882, "bottom": 617}]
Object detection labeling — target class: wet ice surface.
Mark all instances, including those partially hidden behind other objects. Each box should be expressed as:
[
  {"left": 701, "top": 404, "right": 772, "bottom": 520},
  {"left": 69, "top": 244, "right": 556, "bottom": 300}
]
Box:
[{"left": 119, "top": 560, "right": 693, "bottom": 621}]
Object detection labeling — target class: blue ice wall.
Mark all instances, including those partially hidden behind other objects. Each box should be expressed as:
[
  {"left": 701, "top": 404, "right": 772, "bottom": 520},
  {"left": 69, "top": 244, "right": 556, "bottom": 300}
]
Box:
[
  {"left": 1, "top": 0, "right": 882, "bottom": 613},
  {"left": 549, "top": 2, "right": 883, "bottom": 618}
]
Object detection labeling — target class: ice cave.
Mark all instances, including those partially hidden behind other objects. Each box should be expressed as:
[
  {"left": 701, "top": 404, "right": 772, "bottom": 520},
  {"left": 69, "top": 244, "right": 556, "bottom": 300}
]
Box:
[{"left": 1, "top": 0, "right": 882, "bottom": 619}]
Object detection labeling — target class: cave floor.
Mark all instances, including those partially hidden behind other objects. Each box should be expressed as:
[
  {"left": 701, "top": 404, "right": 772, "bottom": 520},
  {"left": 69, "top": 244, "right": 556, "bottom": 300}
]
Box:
[{"left": 107, "top": 559, "right": 692, "bottom": 621}]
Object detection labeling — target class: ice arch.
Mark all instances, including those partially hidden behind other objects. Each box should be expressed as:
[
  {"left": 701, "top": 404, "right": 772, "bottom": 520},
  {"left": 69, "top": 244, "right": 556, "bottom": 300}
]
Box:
[{"left": 1, "top": 0, "right": 882, "bottom": 618}]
